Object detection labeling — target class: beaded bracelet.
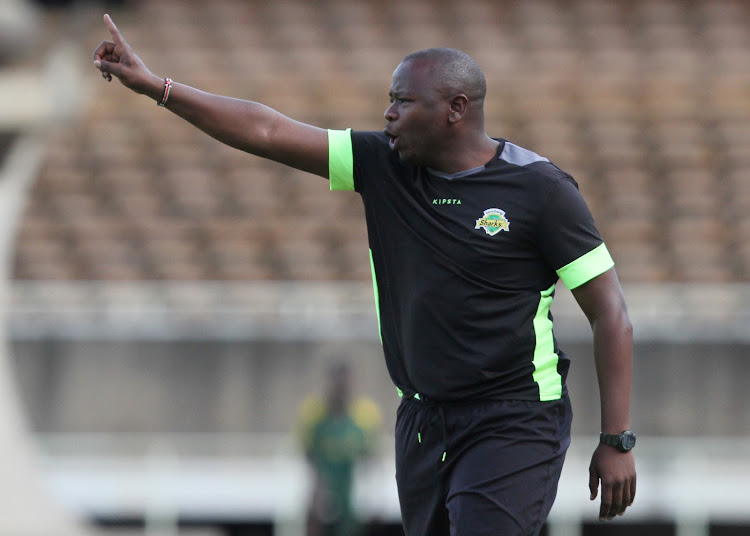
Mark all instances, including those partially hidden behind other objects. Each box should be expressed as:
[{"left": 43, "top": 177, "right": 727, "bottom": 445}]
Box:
[{"left": 157, "top": 78, "right": 173, "bottom": 107}]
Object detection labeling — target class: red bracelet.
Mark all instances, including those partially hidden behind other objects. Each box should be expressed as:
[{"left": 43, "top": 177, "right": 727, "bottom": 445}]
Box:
[{"left": 157, "top": 78, "right": 173, "bottom": 107}]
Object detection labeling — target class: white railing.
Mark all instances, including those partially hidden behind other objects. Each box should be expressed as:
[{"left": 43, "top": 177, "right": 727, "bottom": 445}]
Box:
[
  {"left": 38, "top": 433, "right": 750, "bottom": 536},
  {"left": 8, "top": 280, "right": 750, "bottom": 343},
  {"left": 10, "top": 280, "right": 750, "bottom": 534}
]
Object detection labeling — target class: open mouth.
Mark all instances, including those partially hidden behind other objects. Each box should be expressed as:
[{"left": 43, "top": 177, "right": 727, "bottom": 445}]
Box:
[
  {"left": 385, "top": 133, "right": 398, "bottom": 150},
  {"left": 384, "top": 129, "right": 397, "bottom": 150}
]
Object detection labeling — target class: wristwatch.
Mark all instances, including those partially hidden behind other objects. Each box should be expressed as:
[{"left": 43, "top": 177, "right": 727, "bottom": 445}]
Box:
[{"left": 600, "top": 430, "right": 636, "bottom": 452}]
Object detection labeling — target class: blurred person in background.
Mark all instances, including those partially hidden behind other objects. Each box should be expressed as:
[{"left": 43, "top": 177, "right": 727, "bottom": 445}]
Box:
[
  {"left": 297, "top": 361, "right": 382, "bottom": 536},
  {"left": 94, "top": 13, "right": 636, "bottom": 536}
]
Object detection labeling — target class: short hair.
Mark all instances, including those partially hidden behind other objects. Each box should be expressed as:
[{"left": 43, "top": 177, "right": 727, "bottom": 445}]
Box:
[{"left": 402, "top": 47, "right": 487, "bottom": 103}]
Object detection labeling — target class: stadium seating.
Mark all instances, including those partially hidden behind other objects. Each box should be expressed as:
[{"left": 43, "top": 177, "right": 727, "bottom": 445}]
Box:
[{"left": 11, "top": 0, "right": 750, "bottom": 283}]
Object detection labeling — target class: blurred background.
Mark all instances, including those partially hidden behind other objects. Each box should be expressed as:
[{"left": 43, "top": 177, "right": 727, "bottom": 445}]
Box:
[{"left": 0, "top": 0, "right": 749, "bottom": 535}]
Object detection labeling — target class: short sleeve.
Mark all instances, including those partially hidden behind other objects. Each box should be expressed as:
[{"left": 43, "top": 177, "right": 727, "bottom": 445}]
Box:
[
  {"left": 556, "top": 243, "right": 614, "bottom": 289},
  {"left": 328, "top": 128, "right": 354, "bottom": 191},
  {"left": 350, "top": 397, "right": 383, "bottom": 434},
  {"left": 295, "top": 396, "right": 325, "bottom": 451},
  {"left": 538, "top": 176, "right": 614, "bottom": 289}
]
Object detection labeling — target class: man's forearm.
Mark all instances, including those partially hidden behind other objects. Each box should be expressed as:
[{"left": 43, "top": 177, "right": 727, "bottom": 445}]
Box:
[
  {"left": 592, "top": 311, "right": 634, "bottom": 434},
  {"left": 94, "top": 14, "right": 329, "bottom": 178},
  {"left": 152, "top": 79, "right": 284, "bottom": 158},
  {"left": 151, "top": 79, "right": 328, "bottom": 176}
]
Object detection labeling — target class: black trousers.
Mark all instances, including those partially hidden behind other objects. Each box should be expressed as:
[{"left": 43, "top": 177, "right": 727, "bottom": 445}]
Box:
[{"left": 395, "top": 395, "right": 572, "bottom": 536}]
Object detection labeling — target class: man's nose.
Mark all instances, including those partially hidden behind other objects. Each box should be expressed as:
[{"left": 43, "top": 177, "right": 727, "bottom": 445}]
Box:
[{"left": 384, "top": 102, "right": 397, "bottom": 121}]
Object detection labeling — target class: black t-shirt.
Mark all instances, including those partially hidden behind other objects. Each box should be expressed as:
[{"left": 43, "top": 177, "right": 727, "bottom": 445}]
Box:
[{"left": 328, "top": 129, "right": 614, "bottom": 402}]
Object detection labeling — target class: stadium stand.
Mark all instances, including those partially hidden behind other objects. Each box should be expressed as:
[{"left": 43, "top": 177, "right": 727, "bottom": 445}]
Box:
[
  {"left": 5, "top": 2, "right": 750, "bottom": 535},
  {"left": 11, "top": 0, "right": 750, "bottom": 284}
]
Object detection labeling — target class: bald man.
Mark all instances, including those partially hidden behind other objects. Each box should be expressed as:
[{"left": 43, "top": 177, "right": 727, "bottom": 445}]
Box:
[{"left": 94, "top": 14, "right": 636, "bottom": 536}]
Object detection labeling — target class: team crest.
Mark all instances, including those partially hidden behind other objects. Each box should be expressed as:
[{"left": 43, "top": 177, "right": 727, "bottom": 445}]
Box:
[{"left": 475, "top": 208, "right": 510, "bottom": 236}]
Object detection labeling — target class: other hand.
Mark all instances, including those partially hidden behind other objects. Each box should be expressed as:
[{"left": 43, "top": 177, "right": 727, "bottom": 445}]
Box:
[{"left": 588, "top": 443, "right": 636, "bottom": 521}]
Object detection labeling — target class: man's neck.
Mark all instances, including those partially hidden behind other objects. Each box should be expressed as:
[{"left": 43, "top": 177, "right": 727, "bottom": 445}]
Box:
[{"left": 428, "top": 134, "right": 500, "bottom": 175}]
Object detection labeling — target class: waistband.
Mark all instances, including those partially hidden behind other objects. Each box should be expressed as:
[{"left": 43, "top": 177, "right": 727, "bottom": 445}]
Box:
[
  {"left": 396, "top": 386, "right": 421, "bottom": 401},
  {"left": 397, "top": 386, "right": 568, "bottom": 406}
]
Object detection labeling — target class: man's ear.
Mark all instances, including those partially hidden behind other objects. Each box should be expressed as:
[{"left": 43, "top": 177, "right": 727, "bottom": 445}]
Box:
[{"left": 448, "top": 94, "right": 469, "bottom": 124}]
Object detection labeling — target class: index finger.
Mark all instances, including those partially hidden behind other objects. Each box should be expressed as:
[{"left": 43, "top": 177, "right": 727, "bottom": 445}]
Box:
[{"left": 103, "top": 14, "right": 126, "bottom": 46}]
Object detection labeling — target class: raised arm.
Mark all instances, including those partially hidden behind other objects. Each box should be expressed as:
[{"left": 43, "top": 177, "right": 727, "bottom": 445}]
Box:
[
  {"left": 93, "top": 14, "right": 329, "bottom": 178},
  {"left": 570, "top": 267, "right": 636, "bottom": 522}
]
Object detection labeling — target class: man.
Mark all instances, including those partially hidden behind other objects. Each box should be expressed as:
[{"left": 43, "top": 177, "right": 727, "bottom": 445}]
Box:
[
  {"left": 94, "top": 13, "right": 636, "bottom": 535},
  {"left": 297, "top": 362, "right": 382, "bottom": 536}
]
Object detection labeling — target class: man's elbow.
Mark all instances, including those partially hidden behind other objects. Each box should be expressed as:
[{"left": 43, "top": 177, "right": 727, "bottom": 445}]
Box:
[
  {"left": 621, "top": 313, "right": 634, "bottom": 341},
  {"left": 591, "top": 298, "right": 632, "bottom": 339},
  {"left": 605, "top": 303, "right": 633, "bottom": 342}
]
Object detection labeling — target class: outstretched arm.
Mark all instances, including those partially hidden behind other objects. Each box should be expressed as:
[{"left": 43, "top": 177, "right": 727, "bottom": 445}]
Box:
[
  {"left": 570, "top": 267, "right": 636, "bottom": 522},
  {"left": 93, "top": 14, "right": 329, "bottom": 178}
]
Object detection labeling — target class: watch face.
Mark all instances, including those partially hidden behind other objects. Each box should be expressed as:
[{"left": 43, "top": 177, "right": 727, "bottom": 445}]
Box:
[{"left": 621, "top": 431, "right": 636, "bottom": 450}]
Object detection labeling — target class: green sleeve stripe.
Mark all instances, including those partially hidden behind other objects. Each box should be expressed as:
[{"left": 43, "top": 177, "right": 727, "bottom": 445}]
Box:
[
  {"left": 532, "top": 283, "right": 562, "bottom": 401},
  {"left": 369, "top": 248, "right": 382, "bottom": 343},
  {"left": 328, "top": 128, "right": 354, "bottom": 191},
  {"left": 556, "top": 243, "right": 614, "bottom": 290}
]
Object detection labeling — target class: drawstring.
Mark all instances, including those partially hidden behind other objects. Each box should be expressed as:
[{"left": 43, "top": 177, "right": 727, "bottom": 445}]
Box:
[
  {"left": 437, "top": 405, "right": 447, "bottom": 462},
  {"left": 402, "top": 389, "right": 448, "bottom": 463}
]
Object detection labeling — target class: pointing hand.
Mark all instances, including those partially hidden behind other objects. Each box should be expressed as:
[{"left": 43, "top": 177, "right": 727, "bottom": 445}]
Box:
[{"left": 93, "top": 14, "right": 160, "bottom": 96}]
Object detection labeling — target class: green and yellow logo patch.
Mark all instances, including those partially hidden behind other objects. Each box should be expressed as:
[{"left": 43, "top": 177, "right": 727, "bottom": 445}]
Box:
[{"left": 475, "top": 208, "right": 510, "bottom": 236}]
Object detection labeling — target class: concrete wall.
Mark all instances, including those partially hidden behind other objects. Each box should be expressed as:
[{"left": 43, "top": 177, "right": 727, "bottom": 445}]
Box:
[{"left": 10, "top": 339, "right": 750, "bottom": 438}]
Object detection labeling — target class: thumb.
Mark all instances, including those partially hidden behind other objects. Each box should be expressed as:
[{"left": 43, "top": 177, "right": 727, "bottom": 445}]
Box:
[{"left": 95, "top": 58, "right": 121, "bottom": 78}]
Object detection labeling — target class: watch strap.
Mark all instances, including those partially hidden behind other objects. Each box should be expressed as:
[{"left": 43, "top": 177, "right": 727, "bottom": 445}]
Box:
[
  {"left": 600, "top": 433, "right": 621, "bottom": 448},
  {"left": 600, "top": 431, "right": 636, "bottom": 451}
]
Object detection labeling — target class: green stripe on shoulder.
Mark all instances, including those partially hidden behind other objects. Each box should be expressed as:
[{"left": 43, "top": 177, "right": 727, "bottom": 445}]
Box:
[
  {"left": 556, "top": 243, "right": 614, "bottom": 290},
  {"left": 328, "top": 128, "right": 354, "bottom": 191}
]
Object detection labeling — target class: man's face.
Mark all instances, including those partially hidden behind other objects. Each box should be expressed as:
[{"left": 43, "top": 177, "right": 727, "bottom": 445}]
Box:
[{"left": 383, "top": 59, "right": 447, "bottom": 166}]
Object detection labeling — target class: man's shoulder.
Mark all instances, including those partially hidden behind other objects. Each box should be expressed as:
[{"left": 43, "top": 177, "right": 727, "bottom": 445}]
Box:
[
  {"left": 497, "top": 140, "right": 550, "bottom": 168},
  {"left": 350, "top": 130, "right": 390, "bottom": 154},
  {"left": 348, "top": 397, "right": 382, "bottom": 433},
  {"left": 350, "top": 130, "right": 388, "bottom": 141},
  {"left": 349, "top": 131, "right": 406, "bottom": 178},
  {"left": 496, "top": 140, "right": 578, "bottom": 189},
  {"left": 329, "top": 129, "right": 389, "bottom": 148},
  {"left": 297, "top": 396, "right": 326, "bottom": 428}
]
